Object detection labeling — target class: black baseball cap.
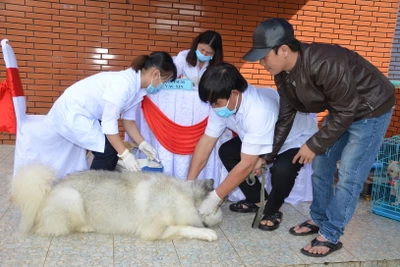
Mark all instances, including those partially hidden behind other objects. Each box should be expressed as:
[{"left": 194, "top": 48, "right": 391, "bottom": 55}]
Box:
[{"left": 243, "top": 18, "right": 295, "bottom": 62}]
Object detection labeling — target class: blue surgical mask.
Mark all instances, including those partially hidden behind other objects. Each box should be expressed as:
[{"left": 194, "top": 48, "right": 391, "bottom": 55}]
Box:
[
  {"left": 146, "top": 73, "right": 164, "bottom": 94},
  {"left": 195, "top": 49, "right": 213, "bottom": 62},
  {"left": 213, "top": 95, "right": 239, "bottom": 118}
]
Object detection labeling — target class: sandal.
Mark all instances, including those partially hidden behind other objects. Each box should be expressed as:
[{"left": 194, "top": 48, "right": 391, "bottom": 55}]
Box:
[
  {"left": 258, "top": 211, "right": 282, "bottom": 231},
  {"left": 289, "top": 220, "right": 320, "bottom": 236},
  {"left": 300, "top": 237, "right": 343, "bottom": 257},
  {"left": 229, "top": 200, "right": 259, "bottom": 213}
]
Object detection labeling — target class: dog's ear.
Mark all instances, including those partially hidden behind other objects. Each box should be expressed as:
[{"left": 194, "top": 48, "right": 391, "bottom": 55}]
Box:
[
  {"left": 191, "top": 179, "right": 214, "bottom": 191},
  {"left": 199, "top": 179, "right": 214, "bottom": 192}
]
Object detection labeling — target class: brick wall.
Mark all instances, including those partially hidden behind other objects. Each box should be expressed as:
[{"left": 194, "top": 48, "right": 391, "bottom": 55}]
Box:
[
  {"left": 389, "top": 5, "right": 400, "bottom": 79},
  {"left": 0, "top": 0, "right": 399, "bottom": 144},
  {"left": 386, "top": 87, "right": 400, "bottom": 137}
]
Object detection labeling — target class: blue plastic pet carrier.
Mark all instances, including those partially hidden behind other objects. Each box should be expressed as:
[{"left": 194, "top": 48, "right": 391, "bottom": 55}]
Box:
[{"left": 371, "top": 135, "right": 400, "bottom": 221}]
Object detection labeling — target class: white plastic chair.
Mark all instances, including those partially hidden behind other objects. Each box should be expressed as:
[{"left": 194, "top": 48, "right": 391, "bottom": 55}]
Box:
[{"left": 1, "top": 39, "right": 89, "bottom": 179}]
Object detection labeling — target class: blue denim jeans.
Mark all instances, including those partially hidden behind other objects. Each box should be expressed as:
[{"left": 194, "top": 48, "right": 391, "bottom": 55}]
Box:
[{"left": 310, "top": 109, "right": 393, "bottom": 244}]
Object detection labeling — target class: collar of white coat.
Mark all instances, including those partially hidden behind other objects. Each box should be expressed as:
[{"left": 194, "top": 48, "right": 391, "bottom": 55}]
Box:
[
  {"left": 197, "top": 59, "right": 209, "bottom": 71},
  {"left": 123, "top": 68, "right": 146, "bottom": 98},
  {"left": 234, "top": 85, "right": 252, "bottom": 117}
]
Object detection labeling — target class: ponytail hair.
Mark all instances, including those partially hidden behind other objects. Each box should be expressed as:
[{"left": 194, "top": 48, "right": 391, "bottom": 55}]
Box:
[{"left": 131, "top": 52, "right": 177, "bottom": 81}]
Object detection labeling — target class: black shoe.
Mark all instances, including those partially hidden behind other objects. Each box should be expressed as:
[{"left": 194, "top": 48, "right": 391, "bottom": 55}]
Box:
[
  {"left": 229, "top": 200, "right": 259, "bottom": 213},
  {"left": 258, "top": 211, "right": 282, "bottom": 231}
]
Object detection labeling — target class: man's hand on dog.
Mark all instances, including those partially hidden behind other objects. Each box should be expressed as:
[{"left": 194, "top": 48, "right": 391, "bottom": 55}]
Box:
[{"left": 198, "top": 190, "right": 222, "bottom": 216}]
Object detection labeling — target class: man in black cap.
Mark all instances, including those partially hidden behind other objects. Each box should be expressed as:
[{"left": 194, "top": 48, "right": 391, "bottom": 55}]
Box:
[{"left": 243, "top": 18, "right": 395, "bottom": 257}]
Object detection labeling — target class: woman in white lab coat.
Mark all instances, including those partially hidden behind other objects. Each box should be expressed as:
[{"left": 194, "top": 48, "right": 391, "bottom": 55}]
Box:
[
  {"left": 45, "top": 51, "right": 177, "bottom": 172},
  {"left": 173, "top": 30, "right": 223, "bottom": 87}
]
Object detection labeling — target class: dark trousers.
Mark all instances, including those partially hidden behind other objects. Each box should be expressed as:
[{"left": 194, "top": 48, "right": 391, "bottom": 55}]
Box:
[
  {"left": 218, "top": 136, "right": 304, "bottom": 215},
  {"left": 90, "top": 135, "right": 119, "bottom": 171}
]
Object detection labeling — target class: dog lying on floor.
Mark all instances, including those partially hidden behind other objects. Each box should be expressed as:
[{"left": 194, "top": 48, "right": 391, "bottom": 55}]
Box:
[{"left": 11, "top": 164, "right": 222, "bottom": 241}]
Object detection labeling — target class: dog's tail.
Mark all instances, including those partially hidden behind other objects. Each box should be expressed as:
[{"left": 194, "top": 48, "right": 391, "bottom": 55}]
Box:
[{"left": 11, "top": 163, "right": 56, "bottom": 234}]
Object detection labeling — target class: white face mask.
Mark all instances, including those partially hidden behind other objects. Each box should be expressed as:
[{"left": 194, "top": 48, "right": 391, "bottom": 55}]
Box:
[
  {"left": 212, "top": 94, "right": 239, "bottom": 118},
  {"left": 146, "top": 72, "right": 164, "bottom": 94}
]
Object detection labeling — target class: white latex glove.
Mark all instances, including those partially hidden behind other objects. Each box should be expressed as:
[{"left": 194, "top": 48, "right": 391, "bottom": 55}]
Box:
[
  {"left": 198, "top": 190, "right": 222, "bottom": 216},
  {"left": 117, "top": 149, "right": 141, "bottom": 172},
  {"left": 138, "top": 141, "right": 157, "bottom": 160}
]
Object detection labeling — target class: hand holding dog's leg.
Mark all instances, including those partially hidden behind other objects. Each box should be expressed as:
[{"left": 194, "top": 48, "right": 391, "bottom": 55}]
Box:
[{"left": 198, "top": 190, "right": 222, "bottom": 216}]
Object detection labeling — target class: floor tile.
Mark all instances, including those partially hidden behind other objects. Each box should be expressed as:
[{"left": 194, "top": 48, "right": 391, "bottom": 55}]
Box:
[
  {"left": 114, "top": 235, "right": 181, "bottom": 267},
  {"left": 173, "top": 227, "right": 244, "bottom": 267},
  {"left": 44, "top": 234, "right": 114, "bottom": 267},
  {"left": 341, "top": 214, "right": 400, "bottom": 261},
  {"left": 0, "top": 207, "right": 51, "bottom": 267},
  {"left": 0, "top": 245, "right": 49, "bottom": 267},
  {"left": 231, "top": 236, "right": 305, "bottom": 267}
]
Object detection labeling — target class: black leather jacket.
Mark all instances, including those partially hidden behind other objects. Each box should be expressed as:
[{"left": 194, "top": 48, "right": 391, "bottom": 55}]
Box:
[{"left": 263, "top": 42, "right": 395, "bottom": 160}]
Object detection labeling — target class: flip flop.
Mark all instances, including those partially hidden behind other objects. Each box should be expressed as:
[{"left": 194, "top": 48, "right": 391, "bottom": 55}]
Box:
[
  {"left": 300, "top": 238, "right": 343, "bottom": 257},
  {"left": 289, "top": 220, "right": 320, "bottom": 236}
]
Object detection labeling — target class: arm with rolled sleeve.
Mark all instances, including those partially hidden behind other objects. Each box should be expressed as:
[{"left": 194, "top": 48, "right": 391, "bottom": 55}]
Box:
[
  {"left": 100, "top": 80, "right": 132, "bottom": 155},
  {"left": 211, "top": 106, "right": 276, "bottom": 212},
  {"left": 122, "top": 104, "right": 145, "bottom": 146},
  {"left": 187, "top": 112, "right": 224, "bottom": 180},
  {"left": 122, "top": 104, "right": 158, "bottom": 160},
  {"left": 187, "top": 134, "right": 218, "bottom": 180},
  {"left": 305, "top": 58, "right": 358, "bottom": 154},
  {"left": 102, "top": 101, "right": 142, "bottom": 171},
  {"left": 101, "top": 101, "right": 127, "bottom": 155}
]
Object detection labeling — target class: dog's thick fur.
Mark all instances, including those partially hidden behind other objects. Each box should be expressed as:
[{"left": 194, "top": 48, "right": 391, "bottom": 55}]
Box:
[{"left": 11, "top": 164, "right": 222, "bottom": 241}]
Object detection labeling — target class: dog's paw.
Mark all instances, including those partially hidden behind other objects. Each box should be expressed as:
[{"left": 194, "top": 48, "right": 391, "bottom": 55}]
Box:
[
  {"left": 79, "top": 226, "right": 94, "bottom": 233},
  {"left": 196, "top": 228, "right": 218, "bottom": 242},
  {"left": 202, "top": 209, "right": 223, "bottom": 227}
]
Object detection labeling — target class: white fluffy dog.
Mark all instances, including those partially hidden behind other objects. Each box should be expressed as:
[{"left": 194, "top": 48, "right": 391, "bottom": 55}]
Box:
[{"left": 11, "top": 164, "right": 223, "bottom": 241}]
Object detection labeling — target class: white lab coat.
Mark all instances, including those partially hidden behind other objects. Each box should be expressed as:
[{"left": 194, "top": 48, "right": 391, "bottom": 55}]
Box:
[
  {"left": 46, "top": 68, "right": 146, "bottom": 152},
  {"left": 173, "top": 49, "right": 209, "bottom": 88},
  {"left": 206, "top": 85, "right": 318, "bottom": 204},
  {"left": 205, "top": 85, "right": 318, "bottom": 155}
]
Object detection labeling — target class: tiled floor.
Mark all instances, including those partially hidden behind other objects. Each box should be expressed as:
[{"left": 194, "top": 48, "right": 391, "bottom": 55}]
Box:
[{"left": 0, "top": 144, "right": 399, "bottom": 267}]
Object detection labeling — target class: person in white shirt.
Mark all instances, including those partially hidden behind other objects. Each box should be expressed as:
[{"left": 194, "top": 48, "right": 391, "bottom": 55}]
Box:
[
  {"left": 187, "top": 62, "right": 317, "bottom": 230},
  {"left": 45, "top": 52, "right": 177, "bottom": 172},
  {"left": 173, "top": 30, "right": 223, "bottom": 87}
]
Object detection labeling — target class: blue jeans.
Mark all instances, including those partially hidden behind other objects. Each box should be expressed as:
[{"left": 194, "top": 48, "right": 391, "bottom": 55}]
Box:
[{"left": 310, "top": 109, "right": 393, "bottom": 244}]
